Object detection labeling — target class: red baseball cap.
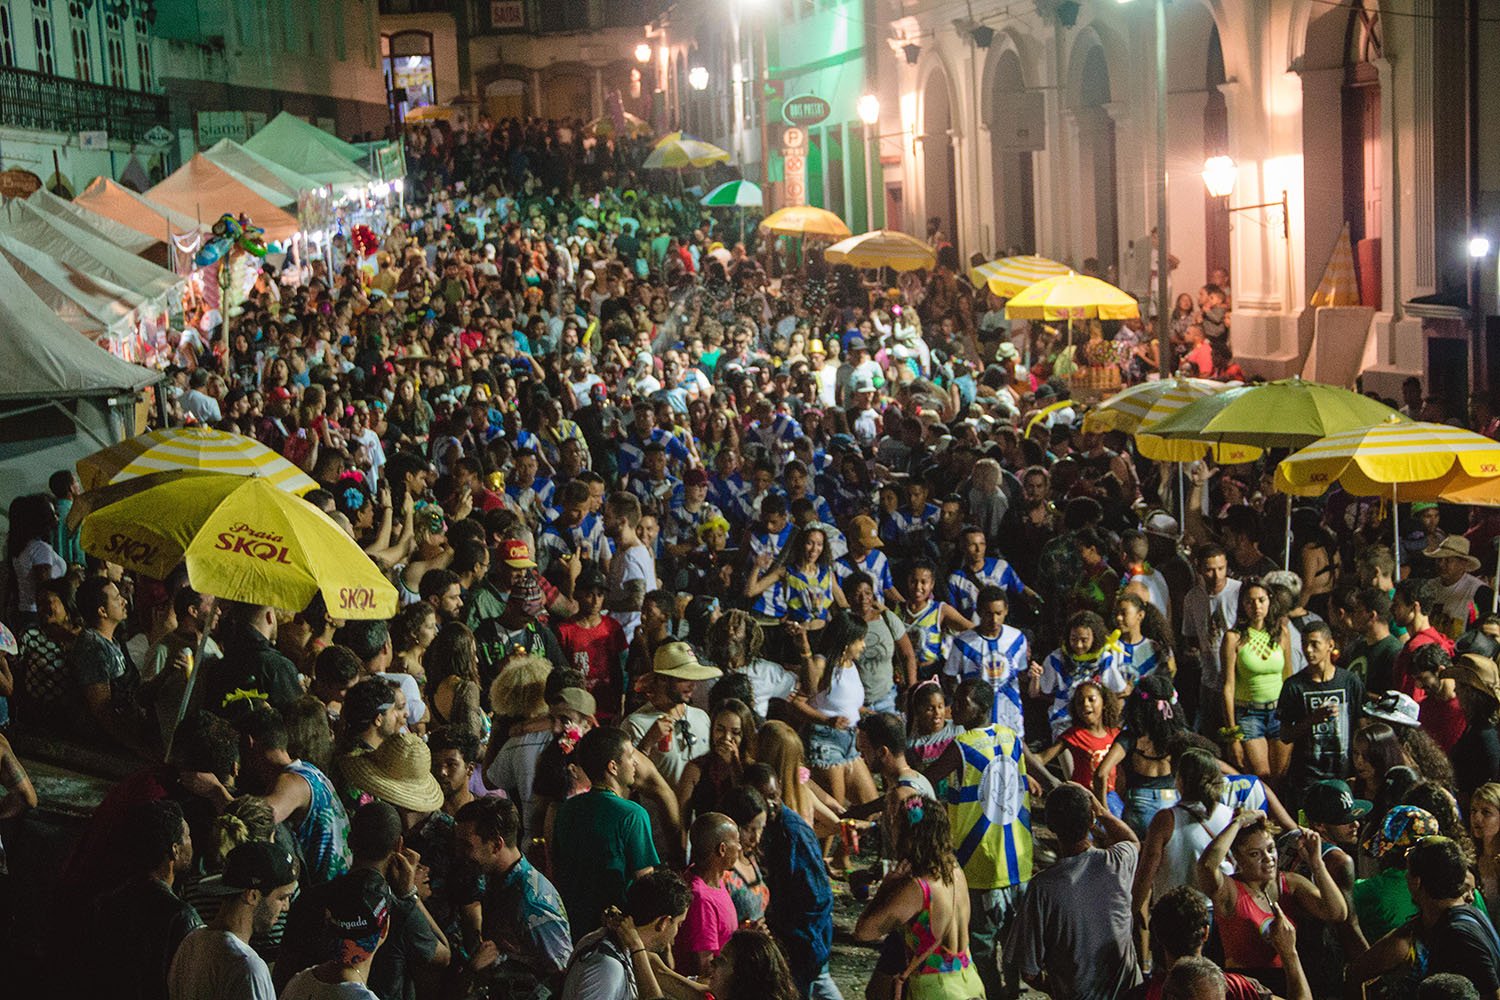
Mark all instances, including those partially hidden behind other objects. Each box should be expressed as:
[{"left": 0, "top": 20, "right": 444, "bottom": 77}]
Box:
[
  {"left": 269, "top": 387, "right": 292, "bottom": 401},
  {"left": 500, "top": 539, "right": 537, "bottom": 568}
]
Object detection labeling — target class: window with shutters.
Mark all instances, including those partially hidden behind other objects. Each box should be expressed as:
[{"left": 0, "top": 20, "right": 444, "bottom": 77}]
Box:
[{"left": 32, "top": 0, "right": 54, "bottom": 76}]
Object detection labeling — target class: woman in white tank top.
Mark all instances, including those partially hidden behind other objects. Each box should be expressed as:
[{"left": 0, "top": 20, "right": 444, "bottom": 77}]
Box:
[
  {"left": 789, "top": 609, "right": 880, "bottom": 812},
  {"left": 1134, "top": 748, "right": 1236, "bottom": 957}
]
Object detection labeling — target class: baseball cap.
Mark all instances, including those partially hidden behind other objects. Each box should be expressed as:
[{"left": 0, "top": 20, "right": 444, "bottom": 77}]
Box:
[
  {"left": 551, "top": 686, "right": 598, "bottom": 722},
  {"left": 846, "top": 335, "right": 868, "bottom": 352},
  {"left": 269, "top": 387, "right": 293, "bottom": 401},
  {"left": 852, "top": 375, "right": 876, "bottom": 394},
  {"left": 1362, "top": 804, "right": 1442, "bottom": 859},
  {"left": 1301, "top": 780, "right": 1371, "bottom": 827},
  {"left": 222, "top": 841, "right": 298, "bottom": 891},
  {"left": 850, "top": 514, "right": 882, "bottom": 549},
  {"left": 653, "top": 641, "right": 722, "bottom": 681},
  {"left": 324, "top": 868, "right": 391, "bottom": 945},
  {"left": 501, "top": 539, "right": 537, "bottom": 568}
]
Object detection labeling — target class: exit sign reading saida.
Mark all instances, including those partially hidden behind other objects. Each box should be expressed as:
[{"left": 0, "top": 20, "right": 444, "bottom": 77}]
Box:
[{"left": 782, "top": 94, "right": 831, "bottom": 128}]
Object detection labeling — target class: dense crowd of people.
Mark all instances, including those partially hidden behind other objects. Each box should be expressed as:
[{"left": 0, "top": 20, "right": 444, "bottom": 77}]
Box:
[{"left": 4, "top": 114, "right": 1500, "bottom": 1000}]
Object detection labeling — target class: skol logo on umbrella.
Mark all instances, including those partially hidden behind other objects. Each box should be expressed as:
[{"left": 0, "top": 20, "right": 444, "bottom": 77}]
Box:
[
  {"left": 338, "top": 587, "right": 379, "bottom": 612},
  {"left": 215, "top": 523, "right": 294, "bottom": 563},
  {"left": 103, "top": 532, "right": 159, "bottom": 564}
]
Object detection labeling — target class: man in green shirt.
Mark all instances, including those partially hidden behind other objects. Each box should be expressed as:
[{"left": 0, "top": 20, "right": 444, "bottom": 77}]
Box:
[
  {"left": 1352, "top": 805, "right": 1442, "bottom": 942},
  {"left": 551, "top": 727, "right": 659, "bottom": 941}
]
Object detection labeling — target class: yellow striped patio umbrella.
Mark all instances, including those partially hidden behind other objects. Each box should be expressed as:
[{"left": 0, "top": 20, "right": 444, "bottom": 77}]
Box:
[
  {"left": 759, "top": 205, "right": 852, "bottom": 240},
  {"left": 1003, "top": 272, "right": 1141, "bottom": 321},
  {"left": 1084, "top": 377, "right": 1261, "bottom": 464},
  {"left": 1275, "top": 418, "right": 1500, "bottom": 575},
  {"left": 824, "top": 229, "right": 936, "bottom": 271},
  {"left": 642, "top": 131, "right": 731, "bottom": 169},
  {"left": 77, "top": 426, "right": 317, "bottom": 494},
  {"left": 968, "top": 254, "right": 1071, "bottom": 296},
  {"left": 1275, "top": 419, "right": 1500, "bottom": 498},
  {"left": 1309, "top": 222, "right": 1360, "bottom": 308}
]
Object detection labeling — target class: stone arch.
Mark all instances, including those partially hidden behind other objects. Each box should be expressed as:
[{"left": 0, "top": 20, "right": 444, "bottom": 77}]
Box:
[
  {"left": 1063, "top": 27, "right": 1119, "bottom": 269},
  {"left": 918, "top": 57, "right": 959, "bottom": 255},
  {"left": 1298, "top": 0, "right": 1385, "bottom": 310},
  {"left": 982, "top": 40, "right": 1037, "bottom": 255},
  {"left": 539, "top": 61, "right": 595, "bottom": 121}
]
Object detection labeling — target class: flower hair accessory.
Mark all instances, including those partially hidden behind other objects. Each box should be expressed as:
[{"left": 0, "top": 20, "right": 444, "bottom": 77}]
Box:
[
  {"left": 342, "top": 486, "right": 367, "bottom": 512},
  {"left": 558, "top": 725, "right": 584, "bottom": 755},
  {"left": 903, "top": 796, "right": 925, "bottom": 825}
]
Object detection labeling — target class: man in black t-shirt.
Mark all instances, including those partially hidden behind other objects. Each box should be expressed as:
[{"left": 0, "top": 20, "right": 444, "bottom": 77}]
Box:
[{"left": 1278, "top": 620, "right": 1365, "bottom": 807}]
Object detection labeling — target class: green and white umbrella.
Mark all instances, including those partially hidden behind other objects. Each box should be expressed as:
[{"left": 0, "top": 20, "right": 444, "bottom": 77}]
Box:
[{"left": 701, "top": 180, "right": 763, "bottom": 208}]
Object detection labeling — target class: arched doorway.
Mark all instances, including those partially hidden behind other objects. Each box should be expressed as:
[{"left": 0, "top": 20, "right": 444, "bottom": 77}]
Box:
[
  {"left": 988, "top": 48, "right": 1037, "bottom": 255},
  {"left": 922, "top": 66, "right": 958, "bottom": 253},
  {"left": 483, "top": 76, "right": 528, "bottom": 121},
  {"left": 1303, "top": 0, "right": 1383, "bottom": 309},
  {"left": 1074, "top": 44, "right": 1118, "bottom": 270},
  {"left": 1163, "top": 2, "right": 1229, "bottom": 294}
]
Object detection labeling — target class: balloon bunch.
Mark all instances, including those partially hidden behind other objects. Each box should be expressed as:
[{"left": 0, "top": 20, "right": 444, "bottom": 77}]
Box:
[
  {"left": 351, "top": 224, "right": 379, "bottom": 259},
  {"left": 193, "top": 213, "right": 268, "bottom": 267}
]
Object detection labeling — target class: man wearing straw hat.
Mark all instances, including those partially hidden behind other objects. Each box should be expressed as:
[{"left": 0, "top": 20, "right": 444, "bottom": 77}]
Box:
[
  {"left": 624, "top": 642, "right": 721, "bottom": 787},
  {"left": 1424, "top": 536, "right": 1493, "bottom": 638}
]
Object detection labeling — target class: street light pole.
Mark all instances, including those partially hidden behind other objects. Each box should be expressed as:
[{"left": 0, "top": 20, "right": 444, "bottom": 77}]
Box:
[{"left": 1154, "top": 0, "right": 1171, "bottom": 377}]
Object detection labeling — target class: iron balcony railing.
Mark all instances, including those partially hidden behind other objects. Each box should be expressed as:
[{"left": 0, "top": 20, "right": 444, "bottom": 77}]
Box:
[{"left": 0, "top": 64, "right": 169, "bottom": 143}]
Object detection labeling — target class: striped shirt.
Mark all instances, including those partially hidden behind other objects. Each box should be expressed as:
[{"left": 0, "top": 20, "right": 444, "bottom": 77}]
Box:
[
  {"left": 748, "top": 413, "right": 805, "bottom": 467},
  {"left": 617, "top": 428, "right": 689, "bottom": 477},
  {"left": 626, "top": 472, "right": 680, "bottom": 517},
  {"left": 946, "top": 558, "right": 1025, "bottom": 619},
  {"left": 665, "top": 500, "right": 724, "bottom": 546},
  {"left": 945, "top": 724, "right": 1033, "bottom": 890},
  {"left": 1037, "top": 646, "right": 1130, "bottom": 738},
  {"left": 836, "top": 549, "right": 894, "bottom": 596},
  {"left": 1118, "top": 637, "right": 1169, "bottom": 685},
  {"left": 749, "top": 524, "right": 793, "bottom": 617},
  {"left": 905, "top": 598, "right": 949, "bottom": 668},
  {"left": 943, "top": 626, "right": 1028, "bottom": 733},
  {"left": 785, "top": 565, "right": 837, "bottom": 623},
  {"left": 709, "top": 472, "right": 749, "bottom": 523}
]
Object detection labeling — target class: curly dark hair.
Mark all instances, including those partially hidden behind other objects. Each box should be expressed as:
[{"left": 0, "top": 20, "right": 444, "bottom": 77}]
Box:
[
  {"left": 1068, "top": 680, "right": 1121, "bottom": 730},
  {"left": 894, "top": 795, "right": 956, "bottom": 882},
  {"left": 1122, "top": 672, "right": 1187, "bottom": 749}
]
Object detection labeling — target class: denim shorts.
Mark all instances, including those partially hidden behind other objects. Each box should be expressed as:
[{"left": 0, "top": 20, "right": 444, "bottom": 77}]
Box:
[
  {"left": 867, "top": 686, "right": 898, "bottom": 715},
  {"left": 1236, "top": 703, "right": 1281, "bottom": 741},
  {"left": 806, "top": 723, "right": 860, "bottom": 768},
  {"left": 1123, "top": 785, "right": 1179, "bottom": 838}
]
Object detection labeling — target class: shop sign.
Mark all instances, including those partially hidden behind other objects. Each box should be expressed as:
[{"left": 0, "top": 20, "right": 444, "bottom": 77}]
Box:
[{"left": 782, "top": 94, "right": 830, "bottom": 128}]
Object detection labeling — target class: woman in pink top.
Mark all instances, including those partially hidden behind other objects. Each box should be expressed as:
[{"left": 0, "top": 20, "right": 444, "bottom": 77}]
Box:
[{"left": 1196, "top": 810, "right": 1345, "bottom": 994}]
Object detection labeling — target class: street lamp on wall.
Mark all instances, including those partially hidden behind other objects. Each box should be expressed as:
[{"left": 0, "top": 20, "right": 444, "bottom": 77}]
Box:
[
  {"left": 1470, "top": 236, "right": 1491, "bottom": 259},
  {"left": 857, "top": 94, "right": 880, "bottom": 126},
  {"left": 1201, "top": 155, "right": 1290, "bottom": 241},
  {"left": 635, "top": 43, "right": 652, "bottom": 64},
  {"left": 689, "top": 66, "right": 710, "bottom": 91}
]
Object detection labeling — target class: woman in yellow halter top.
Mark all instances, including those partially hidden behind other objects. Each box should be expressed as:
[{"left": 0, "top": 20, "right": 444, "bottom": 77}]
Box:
[{"left": 1220, "top": 579, "right": 1294, "bottom": 783}]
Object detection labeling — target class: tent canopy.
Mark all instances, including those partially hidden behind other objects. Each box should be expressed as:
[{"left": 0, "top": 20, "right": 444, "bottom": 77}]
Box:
[
  {"left": 0, "top": 248, "right": 157, "bottom": 400},
  {"left": 244, "top": 112, "right": 372, "bottom": 191},
  {"left": 148, "top": 154, "right": 301, "bottom": 242},
  {"left": 23, "top": 188, "right": 160, "bottom": 256},
  {"left": 203, "top": 139, "right": 323, "bottom": 208},
  {"left": 74, "top": 177, "right": 205, "bottom": 247},
  {"left": 0, "top": 232, "right": 145, "bottom": 342},
  {"left": 0, "top": 198, "right": 182, "bottom": 300}
]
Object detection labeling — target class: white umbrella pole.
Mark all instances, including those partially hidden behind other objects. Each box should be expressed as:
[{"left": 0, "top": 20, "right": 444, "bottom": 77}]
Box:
[
  {"left": 1493, "top": 539, "right": 1499, "bottom": 613},
  {"left": 1284, "top": 498, "right": 1292, "bottom": 569},
  {"left": 1392, "top": 483, "right": 1401, "bottom": 578}
]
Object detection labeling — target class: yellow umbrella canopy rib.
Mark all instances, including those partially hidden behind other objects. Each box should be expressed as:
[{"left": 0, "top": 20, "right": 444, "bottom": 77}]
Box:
[
  {"left": 1083, "top": 378, "right": 1260, "bottom": 464},
  {"left": 969, "top": 254, "right": 1071, "bottom": 296},
  {"left": 1275, "top": 420, "right": 1500, "bottom": 497},
  {"left": 824, "top": 230, "right": 936, "bottom": 271},
  {"left": 758, "top": 205, "right": 852, "bottom": 240},
  {"left": 80, "top": 474, "right": 396, "bottom": 618},
  {"left": 1002, "top": 272, "right": 1140, "bottom": 321},
  {"left": 1145, "top": 378, "right": 1406, "bottom": 451},
  {"left": 78, "top": 426, "right": 317, "bottom": 494}
]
